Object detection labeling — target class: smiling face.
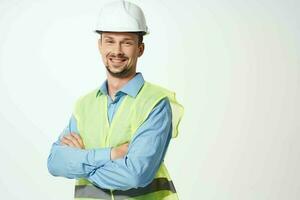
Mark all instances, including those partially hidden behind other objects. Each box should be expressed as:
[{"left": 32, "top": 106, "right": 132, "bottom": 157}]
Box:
[{"left": 98, "top": 32, "right": 144, "bottom": 78}]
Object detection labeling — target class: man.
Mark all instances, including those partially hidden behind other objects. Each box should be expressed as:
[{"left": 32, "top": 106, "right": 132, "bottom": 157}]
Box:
[{"left": 47, "top": 1, "right": 184, "bottom": 200}]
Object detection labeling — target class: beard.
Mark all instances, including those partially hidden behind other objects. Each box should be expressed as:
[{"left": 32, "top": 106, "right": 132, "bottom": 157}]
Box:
[
  {"left": 105, "top": 63, "right": 133, "bottom": 78},
  {"left": 105, "top": 53, "right": 135, "bottom": 78}
]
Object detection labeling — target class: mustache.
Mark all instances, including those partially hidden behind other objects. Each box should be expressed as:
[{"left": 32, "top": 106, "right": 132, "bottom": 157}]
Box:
[{"left": 107, "top": 54, "right": 128, "bottom": 59}]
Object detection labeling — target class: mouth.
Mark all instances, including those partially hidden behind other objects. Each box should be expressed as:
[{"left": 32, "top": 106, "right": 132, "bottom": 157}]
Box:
[{"left": 109, "top": 57, "right": 127, "bottom": 63}]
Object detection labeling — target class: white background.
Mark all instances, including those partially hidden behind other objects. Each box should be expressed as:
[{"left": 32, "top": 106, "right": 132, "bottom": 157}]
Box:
[{"left": 0, "top": 0, "right": 299, "bottom": 199}]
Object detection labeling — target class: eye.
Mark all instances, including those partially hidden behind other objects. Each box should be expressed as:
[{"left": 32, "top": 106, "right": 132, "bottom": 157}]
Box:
[
  {"left": 105, "top": 40, "right": 114, "bottom": 44},
  {"left": 124, "top": 41, "right": 133, "bottom": 46}
]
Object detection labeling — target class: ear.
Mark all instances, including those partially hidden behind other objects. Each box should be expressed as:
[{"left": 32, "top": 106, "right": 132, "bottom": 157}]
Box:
[
  {"left": 98, "top": 38, "right": 103, "bottom": 53},
  {"left": 138, "top": 43, "right": 145, "bottom": 57},
  {"left": 98, "top": 38, "right": 102, "bottom": 49}
]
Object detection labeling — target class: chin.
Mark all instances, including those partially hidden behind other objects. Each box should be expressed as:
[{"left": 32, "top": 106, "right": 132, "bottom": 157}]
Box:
[{"left": 110, "top": 66, "right": 126, "bottom": 73}]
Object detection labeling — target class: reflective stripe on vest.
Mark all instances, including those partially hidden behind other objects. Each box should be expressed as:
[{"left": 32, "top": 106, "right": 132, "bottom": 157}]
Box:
[{"left": 75, "top": 178, "right": 176, "bottom": 200}]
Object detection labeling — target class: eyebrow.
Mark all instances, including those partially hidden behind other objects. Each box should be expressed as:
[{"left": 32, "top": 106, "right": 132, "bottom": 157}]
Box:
[
  {"left": 103, "top": 36, "right": 114, "bottom": 39},
  {"left": 103, "top": 36, "right": 135, "bottom": 41}
]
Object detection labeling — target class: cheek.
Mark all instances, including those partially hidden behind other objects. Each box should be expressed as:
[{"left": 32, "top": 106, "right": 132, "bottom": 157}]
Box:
[
  {"left": 100, "top": 45, "right": 111, "bottom": 55},
  {"left": 124, "top": 49, "right": 139, "bottom": 58},
  {"left": 100, "top": 49, "right": 110, "bottom": 59},
  {"left": 100, "top": 51, "right": 109, "bottom": 65}
]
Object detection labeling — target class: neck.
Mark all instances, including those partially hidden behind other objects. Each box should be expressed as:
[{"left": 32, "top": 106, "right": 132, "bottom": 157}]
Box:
[{"left": 107, "top": 72, "right": 136, "bottom": 99}]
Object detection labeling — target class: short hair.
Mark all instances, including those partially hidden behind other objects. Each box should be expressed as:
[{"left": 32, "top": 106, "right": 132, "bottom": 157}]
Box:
[{"left": 95, "top": 31, "right": 145, "bottom": 45}]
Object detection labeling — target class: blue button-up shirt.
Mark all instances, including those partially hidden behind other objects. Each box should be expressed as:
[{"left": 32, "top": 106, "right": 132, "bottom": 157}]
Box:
[{"left": 47, "top": 72, "right": 172, "bottom": 190}]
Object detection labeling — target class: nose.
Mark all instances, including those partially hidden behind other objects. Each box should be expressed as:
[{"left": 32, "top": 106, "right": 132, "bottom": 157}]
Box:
[{"left": 111, "top": 43, "right": 123, "bottom": 56}]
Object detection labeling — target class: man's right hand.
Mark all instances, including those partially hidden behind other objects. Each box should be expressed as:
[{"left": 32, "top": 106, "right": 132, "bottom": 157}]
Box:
[{"left": 111, "top": 143, "right": 129, "bottom": 160}]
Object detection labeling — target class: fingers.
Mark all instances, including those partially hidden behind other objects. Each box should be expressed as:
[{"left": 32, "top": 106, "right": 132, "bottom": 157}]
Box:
[
  {"left": 119, "top": 142, "right": 129, "bottom": 155},
  {"left": 70, "top": 133, "right": 85, "bottom": 149},
  {"left": 111, "top": 142, "right": 130, "bottom": 160},
  {"left": 122, "top": 142, "right": 129, "bottom": 149},
  {"left": 120, "top": 143, "right": 128, "bottom": 147},
  {"left": 66, "top": 134, "right": 82, "bottom": 147},
  {"left": 60, "top": 133, "right": 85, "bottom": 149},
  {"left": 61, "top": 136, "right": 76, "bottom": 147}
]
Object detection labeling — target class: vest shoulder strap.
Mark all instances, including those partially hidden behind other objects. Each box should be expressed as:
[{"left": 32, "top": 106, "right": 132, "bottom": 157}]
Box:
[{"left": 137, "top": 82, "right": 184, "bottom": 138}]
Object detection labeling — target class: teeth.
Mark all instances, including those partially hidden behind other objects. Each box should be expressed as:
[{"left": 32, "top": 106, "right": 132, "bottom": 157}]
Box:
[{"left": 110, "top": 58, "right": 126, "bottom": 62}]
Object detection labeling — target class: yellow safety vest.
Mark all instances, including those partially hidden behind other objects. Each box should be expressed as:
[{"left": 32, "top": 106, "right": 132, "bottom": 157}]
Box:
[{"left": 73, "top": 81, "right": 184, "bottom": 200}]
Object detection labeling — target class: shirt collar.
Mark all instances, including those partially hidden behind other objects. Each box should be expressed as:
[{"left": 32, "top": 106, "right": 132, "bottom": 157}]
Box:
[{"left": 96, "top": 72, "right": 145, "bottom": 98}]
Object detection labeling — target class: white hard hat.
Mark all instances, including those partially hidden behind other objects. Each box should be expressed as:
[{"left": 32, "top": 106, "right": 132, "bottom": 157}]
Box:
[{"left": 95, "top": 0, "right": 149, "bottom": 35}]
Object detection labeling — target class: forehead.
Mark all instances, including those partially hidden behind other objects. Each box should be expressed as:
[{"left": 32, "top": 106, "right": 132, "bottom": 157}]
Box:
[{"left": 102, "top": 32, "right": 138, "bottom": 40}]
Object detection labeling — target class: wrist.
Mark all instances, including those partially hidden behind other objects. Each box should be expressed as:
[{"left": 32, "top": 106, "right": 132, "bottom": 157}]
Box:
[{"left": 110, "top": 147, "right": 116, "bottom": 160}]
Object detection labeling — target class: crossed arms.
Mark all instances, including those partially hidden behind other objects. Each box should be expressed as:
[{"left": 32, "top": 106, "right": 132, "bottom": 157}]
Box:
[{"left": 47, "top": 98, "right": 172, "bottom": 190}]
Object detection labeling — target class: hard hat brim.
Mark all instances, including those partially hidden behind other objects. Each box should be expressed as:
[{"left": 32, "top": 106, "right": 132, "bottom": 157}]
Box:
[{"left": 94, "top": 30, "right": 149, "bottom": 36}]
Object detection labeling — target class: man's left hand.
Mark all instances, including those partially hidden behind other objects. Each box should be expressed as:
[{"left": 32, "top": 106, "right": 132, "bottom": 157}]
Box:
[{"left": 61, "top": 132, "right": 85, "bottom": 149}]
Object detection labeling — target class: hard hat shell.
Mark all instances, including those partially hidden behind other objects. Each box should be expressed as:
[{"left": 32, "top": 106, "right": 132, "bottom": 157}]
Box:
[{"left": 95, "top": 0, "right": 149, "bottom": 35}]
